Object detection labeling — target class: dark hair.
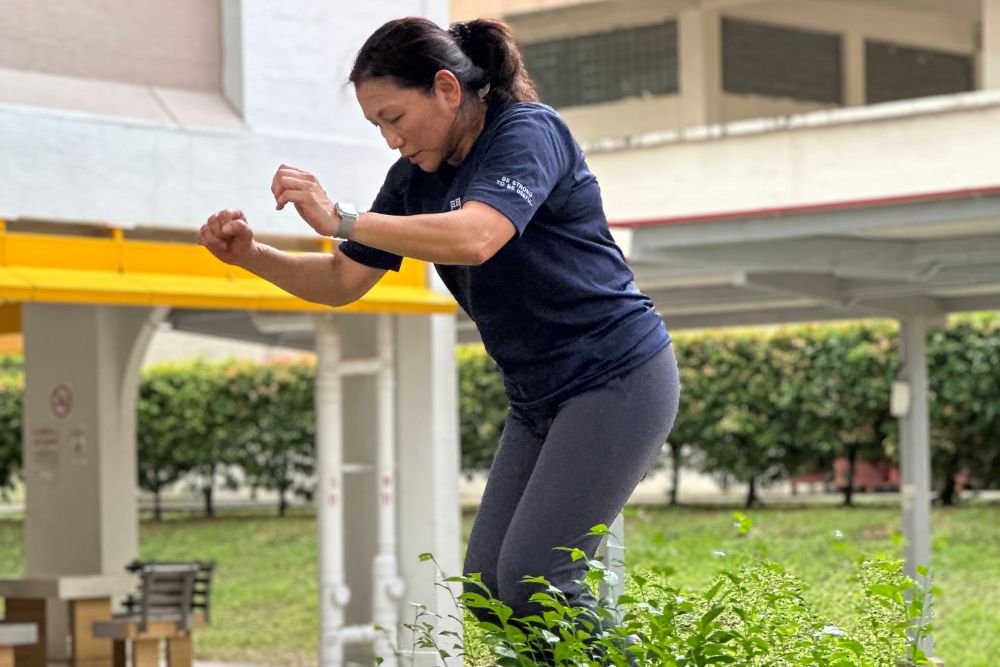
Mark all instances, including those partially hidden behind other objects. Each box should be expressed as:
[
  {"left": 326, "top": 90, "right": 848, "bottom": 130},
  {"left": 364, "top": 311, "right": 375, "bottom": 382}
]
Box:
[{"left": 349, "top": 17, "right": 538, "bottom": 106}]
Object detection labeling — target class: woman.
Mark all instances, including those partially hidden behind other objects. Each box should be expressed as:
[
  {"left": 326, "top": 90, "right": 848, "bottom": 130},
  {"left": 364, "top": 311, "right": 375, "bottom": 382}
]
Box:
[{"left": 198, "top": 16, "right": 679, "bottom": 656}]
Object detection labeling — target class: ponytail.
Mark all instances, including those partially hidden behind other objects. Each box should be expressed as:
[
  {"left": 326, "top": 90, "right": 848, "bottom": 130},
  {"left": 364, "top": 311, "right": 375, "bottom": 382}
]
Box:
[
  {"left": 350, "top": 17, "right": 538, "bottom": 106},
  {"left": 448, "top": 19, "right": 538, "bottom": 104}
]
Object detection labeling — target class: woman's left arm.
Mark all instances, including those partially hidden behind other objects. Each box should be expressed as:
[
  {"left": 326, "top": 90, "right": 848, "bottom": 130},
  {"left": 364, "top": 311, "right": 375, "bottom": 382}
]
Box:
[{"left": 273, "top": 165, "right": 515, "bottom": 265}]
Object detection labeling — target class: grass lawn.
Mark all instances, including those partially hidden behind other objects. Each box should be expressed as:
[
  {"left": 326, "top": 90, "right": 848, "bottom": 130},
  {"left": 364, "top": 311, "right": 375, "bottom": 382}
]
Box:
[{"left": 1, "top": 502, "right": 998, "bottom": 666}]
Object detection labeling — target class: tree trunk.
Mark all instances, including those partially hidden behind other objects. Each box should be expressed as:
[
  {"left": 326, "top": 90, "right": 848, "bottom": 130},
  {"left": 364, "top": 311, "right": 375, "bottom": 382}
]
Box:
[
  {"left": 843, "top": 448, "right": 858, "bottom": 508},
  {"left": 153, "top": 487, "right": 163, "bottom": 522},
  {"left": 203, "top": 466, "right": 216, "bottom": 518},
  {"left": 938, "top": 453, "right": 961, "bottom": 506},
  {"left": 745, "top": 477, "right": 759, "bottom": 508},
  {"left": 668, "top": 443, "right": 682, "bottom": 506},
  {"left": 278, "top": 489, "right": 288, "bottom": 517}
]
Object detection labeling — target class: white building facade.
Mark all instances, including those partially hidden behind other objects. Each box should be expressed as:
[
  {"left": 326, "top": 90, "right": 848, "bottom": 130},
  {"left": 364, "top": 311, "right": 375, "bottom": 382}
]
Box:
[{"left": 1, "top": 2, "right": 462, "bottom": 666}]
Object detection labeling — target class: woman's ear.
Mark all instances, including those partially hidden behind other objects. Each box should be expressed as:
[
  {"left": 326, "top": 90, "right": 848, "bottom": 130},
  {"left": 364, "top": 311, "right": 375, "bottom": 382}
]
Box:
[{"left": 433, "top": 69, "right": 464, "bottom": 110}]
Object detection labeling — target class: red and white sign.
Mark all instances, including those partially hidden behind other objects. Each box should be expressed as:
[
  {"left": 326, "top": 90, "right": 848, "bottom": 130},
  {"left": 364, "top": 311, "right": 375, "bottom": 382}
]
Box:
[{"left": 49, "top": 384, "right": 74, "bottom": 419}]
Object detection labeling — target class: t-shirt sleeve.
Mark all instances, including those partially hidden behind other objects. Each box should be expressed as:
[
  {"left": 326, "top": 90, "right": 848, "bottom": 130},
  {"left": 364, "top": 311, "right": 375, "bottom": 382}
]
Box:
[
  {"left": 337, "top": 160, "right": 407, "bottom": 272},
  {"left": 461, "top": 107, "right": 575, "bottom": 237}
]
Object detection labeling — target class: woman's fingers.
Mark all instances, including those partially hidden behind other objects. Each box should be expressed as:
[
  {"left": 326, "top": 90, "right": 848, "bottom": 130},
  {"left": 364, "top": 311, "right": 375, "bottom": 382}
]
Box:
[
  {"left": 275, "top": 187, "right": 310, "bottom": 211},
  {"left": 274, "top": 176, "right": 315, "bottom": 210},
  {"left": 221, "top": 217, "right": 250, "bottom": 237},
  {"left": 271, "top": 165, "right": 316, "bottom": 199},
  {"left": 198, "top": 210, "right": 251, "bottom": 261}
]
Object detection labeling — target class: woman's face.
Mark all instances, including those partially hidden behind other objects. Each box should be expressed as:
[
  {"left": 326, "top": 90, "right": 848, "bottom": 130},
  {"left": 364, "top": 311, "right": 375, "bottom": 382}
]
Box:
[{"left": 356, "top": 73, "right": 464, "bottom": 172}]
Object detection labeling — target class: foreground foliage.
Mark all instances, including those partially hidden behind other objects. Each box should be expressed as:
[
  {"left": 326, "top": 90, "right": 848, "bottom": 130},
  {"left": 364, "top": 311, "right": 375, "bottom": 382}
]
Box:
[
  {"left": 407, "top": 519, "right": 934, "bottom": 666},
  {"left": 1, "top": 505, "right": 997, "bottom": 665}
]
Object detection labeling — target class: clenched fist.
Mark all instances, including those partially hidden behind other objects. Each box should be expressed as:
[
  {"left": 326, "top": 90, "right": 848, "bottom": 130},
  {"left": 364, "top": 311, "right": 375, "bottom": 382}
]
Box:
[{"left": 197, "top": 209, "right": 255, "bottom": 266}]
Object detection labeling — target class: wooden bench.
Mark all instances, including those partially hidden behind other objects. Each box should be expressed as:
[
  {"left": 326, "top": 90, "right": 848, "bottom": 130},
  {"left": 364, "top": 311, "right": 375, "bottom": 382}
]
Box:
[
  {"left": 91, "top": 561, "right": 214, "bottom": 667},
  {"left": 0, "top": 623, "right": 38, "bottom": 667}
]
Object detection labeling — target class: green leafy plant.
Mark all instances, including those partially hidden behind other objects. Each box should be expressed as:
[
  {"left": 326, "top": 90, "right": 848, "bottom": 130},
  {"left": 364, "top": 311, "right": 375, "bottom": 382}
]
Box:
[{"left": 397, "top": 524, "right": 936, "bottom": 667}]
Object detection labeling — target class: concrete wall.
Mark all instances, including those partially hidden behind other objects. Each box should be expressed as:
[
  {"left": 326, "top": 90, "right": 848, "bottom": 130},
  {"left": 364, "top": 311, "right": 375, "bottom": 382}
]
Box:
[
  {"left": 587, "top": 91, "right": 1000, "bottom": 224},
  {"left": 452, "top": 0, "right": 601, "bottom": 22},
  {"left": 0, "top": 1, "right": 446, "bottom": 234},
  {"left": 0, "top": 0, "right": 231, "bottom": 126},
  {"left": 0, "top": 0, "right": 222, "bottom": 90},
  {"left": 490, "top": 0, "right": 980, "bottom": 141},
  {"left": 985, "top": 0, "right": 1000, "bottom": 89}
]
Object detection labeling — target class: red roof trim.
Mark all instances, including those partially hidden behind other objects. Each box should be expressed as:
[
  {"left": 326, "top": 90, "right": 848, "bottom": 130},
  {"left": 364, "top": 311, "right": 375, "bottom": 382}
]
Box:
[{"left": 609, "top": 185, "right": 1000, "bottom": 229}]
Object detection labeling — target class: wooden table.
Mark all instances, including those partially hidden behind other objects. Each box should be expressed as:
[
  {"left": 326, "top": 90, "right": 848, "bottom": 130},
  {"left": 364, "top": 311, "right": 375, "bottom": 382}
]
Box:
[
  {"left": 0, "top": 623, "right": 38, "bottom": 667},
  {"left": 0, "top": 576, "right": 134, "bottom": 667}
]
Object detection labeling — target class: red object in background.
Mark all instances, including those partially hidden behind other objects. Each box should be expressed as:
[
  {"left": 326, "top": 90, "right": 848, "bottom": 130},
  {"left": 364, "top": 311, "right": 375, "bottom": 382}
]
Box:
[
  {"left": 792, "top": 457, "right": 969, "bottom": 493},
  {"left": 832, "top": 458, "right": 899, "bottom": 492}
]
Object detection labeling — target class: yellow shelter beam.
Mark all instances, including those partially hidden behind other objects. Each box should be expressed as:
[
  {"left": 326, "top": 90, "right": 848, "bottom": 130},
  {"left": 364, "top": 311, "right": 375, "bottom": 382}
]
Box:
[{"left": 0, "top": 223, "right": 455, "bottom": 316}]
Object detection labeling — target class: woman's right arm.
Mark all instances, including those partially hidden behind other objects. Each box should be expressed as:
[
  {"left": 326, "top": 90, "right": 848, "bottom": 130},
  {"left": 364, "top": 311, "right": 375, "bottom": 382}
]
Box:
[{"left": 198, "top": 208, "right": 386, "bottom": 307}]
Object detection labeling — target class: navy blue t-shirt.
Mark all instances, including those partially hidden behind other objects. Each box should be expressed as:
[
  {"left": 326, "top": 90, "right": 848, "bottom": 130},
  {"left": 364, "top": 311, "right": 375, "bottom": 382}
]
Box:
[{"left": 340, "top": 101, "right": 670, "bottom": 408}]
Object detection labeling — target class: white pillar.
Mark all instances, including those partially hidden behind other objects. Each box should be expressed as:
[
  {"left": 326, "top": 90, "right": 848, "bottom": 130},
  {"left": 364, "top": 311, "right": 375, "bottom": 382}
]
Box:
[
  {"left": 314, "top": 316, "right": 350, "bottom": 667},
  {"left": 598, "top": 514, "right": 626, "bottom": 624},
  {"left": 21, "top": 304, "right": 164, "bottom": 666},
  {"left": 222, "top": 0, "right": 448, "bottom": 136},
  {"left": 896, "top": 317, "right": 934, "bottom": 656},
  {"left": 982, "top": 0, "right": 1000, "bottom": 89},
  {"left": 339, "top": 317, "right": 381, "bottom": 666},
  {"left": 395, "top": 314, "right": 462, "bottom": 667},
  {"left": 678, "top": 8, "right": 722, "bottom": 127},
  {"left": 843, "top": 30, "right": 866, "bottom": 106},
  {"left": 22, "top": 304, "right": 164, "bottom": 576}
]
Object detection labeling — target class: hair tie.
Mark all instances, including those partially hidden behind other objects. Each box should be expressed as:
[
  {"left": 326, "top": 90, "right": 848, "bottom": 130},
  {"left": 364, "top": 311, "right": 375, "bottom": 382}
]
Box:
[{"left": 449, "top": 22, "right": 471, "bottom": 46}]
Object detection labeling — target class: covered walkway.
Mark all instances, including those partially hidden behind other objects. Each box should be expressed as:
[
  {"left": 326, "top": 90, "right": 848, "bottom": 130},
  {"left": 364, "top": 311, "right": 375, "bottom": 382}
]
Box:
[{"left": 0, "top": 221, "right": 459, "bottom": 667}]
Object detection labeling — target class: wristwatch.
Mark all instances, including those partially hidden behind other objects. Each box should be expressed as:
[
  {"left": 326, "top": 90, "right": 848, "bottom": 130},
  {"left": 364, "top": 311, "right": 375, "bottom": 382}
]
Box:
[{"left": 333, "top": 202, "right": 359, "bottom": 240}]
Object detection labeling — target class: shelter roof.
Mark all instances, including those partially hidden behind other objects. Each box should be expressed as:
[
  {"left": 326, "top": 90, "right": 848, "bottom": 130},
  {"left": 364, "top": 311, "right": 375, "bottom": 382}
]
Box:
[{"left": 0, "top": 220, "right": 455, "bottom": 335}]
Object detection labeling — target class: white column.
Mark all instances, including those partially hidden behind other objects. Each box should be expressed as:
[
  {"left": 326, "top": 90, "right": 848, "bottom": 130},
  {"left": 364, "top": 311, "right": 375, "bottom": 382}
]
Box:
[
  {"left": 339, "top": 318, "right": 380, "bottom": 666},
  {"left": 314, "top": 316, "right": 350, "bottom": 667},
  {"left": 224, "top": 0, "right": 448, "bottom": 136},
  {"left": 22, "top": 304, "right": 164, "bottom": 576},
  {"left": 21, "top": 304, "right": 164, "bottom": 665},
  {"left": 842, "top": 30, "right": 866, "bottom": 106},
  {"left": 395, "top": 314, "right": 462, "bottom": 667},
  {"left": 220, "top": 0, "right": 244, "bottom": 114},
  {"left": 598, "top": 514, "right": 626, "bottom": 624},
  {"left": 982, "top": 0, "right": 1000, "bottom": 89},
  {"left": 678, "top": 8, "right": 722, "bottom": 127},
  {"left": 896, "top": 317, "right": 934, "bottom": 656}
]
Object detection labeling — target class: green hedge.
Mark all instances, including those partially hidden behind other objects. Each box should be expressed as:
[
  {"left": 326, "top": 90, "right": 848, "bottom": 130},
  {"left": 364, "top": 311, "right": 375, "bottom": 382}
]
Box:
[
  {"left": 137, "top": 359, "right": 316, "bottom": 518},
  {"left": 455, "top": 315, "right": 1000, "bottom": 507},
  {"left": 0, "top": 316, "right": 997, "bottom": 511}
]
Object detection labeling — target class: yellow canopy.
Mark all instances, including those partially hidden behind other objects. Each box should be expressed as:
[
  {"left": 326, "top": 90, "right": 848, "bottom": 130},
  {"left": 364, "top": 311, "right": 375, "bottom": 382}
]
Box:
[{"left": 0, "top": 225, "right": 455, "bottom": 327}]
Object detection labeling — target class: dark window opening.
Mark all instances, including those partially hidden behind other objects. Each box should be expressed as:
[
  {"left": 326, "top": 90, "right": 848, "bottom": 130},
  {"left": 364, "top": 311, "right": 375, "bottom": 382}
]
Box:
[
  {"left": 722, "top": 18, "right": 842, "bottom": 104},
  {"left": 521, "top": 21, "right": 679, "bottom": 109},
  {"left": 865, "top": 41, "right": 974, "bottom": 104}
]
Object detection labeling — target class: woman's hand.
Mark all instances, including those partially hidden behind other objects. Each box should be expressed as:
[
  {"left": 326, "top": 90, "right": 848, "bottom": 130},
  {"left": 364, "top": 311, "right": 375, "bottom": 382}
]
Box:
[
  {"left": 271, "top": 164, "right": 338, "bottom": 236},
  {"left": 197, "top": 209, "right": 256, "bottom": 266}
]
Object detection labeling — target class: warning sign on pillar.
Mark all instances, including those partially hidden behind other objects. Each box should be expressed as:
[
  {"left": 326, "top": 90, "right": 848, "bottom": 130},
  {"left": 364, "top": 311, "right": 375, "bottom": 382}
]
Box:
[
  {"left": 49, "top": 384, "right": 74, "bottom": 420},
  {"left": 30, "top": 427, "right": 60, "bottom": 482}
]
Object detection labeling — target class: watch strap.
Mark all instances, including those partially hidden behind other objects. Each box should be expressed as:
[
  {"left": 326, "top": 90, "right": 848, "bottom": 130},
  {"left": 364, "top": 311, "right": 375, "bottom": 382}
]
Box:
[{"left": 334, "top": 203, "right": 358, "bottom": 240}]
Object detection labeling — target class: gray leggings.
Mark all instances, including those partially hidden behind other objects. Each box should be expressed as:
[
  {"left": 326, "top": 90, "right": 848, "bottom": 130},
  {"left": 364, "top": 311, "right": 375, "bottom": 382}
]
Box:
[{"left": 463, "top": 345, "right": 680, "bottom": 626}]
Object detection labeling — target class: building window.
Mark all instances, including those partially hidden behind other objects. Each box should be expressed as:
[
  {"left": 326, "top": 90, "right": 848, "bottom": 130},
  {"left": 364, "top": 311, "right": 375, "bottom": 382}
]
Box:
[
  {"left": 722, "top": 18, "right": 842, "bottom": 104},
  {"left": 865, "top": 41, "right": 974, "bottom": 104},
  {"left": 521, "top": 21, "right": 678, "bottom": 109}
]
